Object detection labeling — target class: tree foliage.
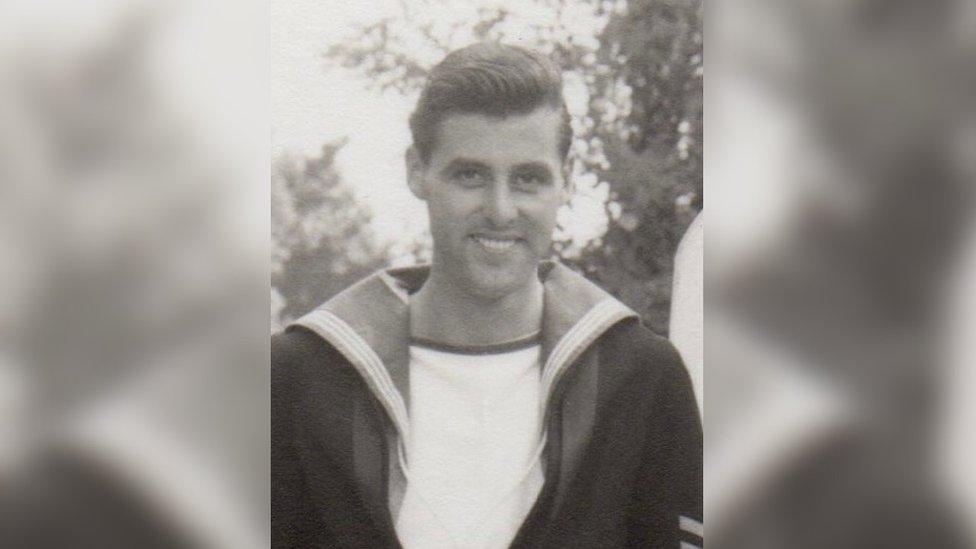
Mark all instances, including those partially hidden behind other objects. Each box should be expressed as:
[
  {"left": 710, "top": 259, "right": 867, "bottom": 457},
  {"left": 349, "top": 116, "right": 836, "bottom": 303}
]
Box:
[
  {"left": 271, "top": 140, "right": 388, "bottom": 329},
  {"left": 573, "top": 0, "right": 702, "bottom": 332}
]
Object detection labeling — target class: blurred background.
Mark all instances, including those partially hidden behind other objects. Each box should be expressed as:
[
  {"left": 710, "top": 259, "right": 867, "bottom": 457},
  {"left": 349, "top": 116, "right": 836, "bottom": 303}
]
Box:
[
  {"left": 707, "top": 0, "right": 976, "bottom": 547},
  {"left": 1, "top": 0, "right": 270, "bottom": 547},
  {"left": 271, "top": 0, "right": 703, "bottom": 335}
]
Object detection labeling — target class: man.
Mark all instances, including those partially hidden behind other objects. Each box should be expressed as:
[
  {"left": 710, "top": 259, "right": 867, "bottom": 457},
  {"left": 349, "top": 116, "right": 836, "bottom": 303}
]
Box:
[{"left": 272, "top": 43, "right": 702, "bottom": 548}]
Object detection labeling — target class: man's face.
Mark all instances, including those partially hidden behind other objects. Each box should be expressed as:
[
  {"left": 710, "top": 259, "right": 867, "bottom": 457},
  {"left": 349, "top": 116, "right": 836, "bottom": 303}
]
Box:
[{"left": 408, "top": 106, "right": 569, "bottom": 300}]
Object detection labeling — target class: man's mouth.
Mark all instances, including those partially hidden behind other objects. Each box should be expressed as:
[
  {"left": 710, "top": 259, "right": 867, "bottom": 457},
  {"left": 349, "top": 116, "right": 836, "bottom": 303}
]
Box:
[{"left": 471, "top": 234, "right": 520, "bottom": 252}]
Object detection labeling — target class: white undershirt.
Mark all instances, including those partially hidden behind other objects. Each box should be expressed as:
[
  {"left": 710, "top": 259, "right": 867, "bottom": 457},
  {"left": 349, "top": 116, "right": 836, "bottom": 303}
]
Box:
[{"left": 395, "top": 341, "right": 545, "bottom": 549}]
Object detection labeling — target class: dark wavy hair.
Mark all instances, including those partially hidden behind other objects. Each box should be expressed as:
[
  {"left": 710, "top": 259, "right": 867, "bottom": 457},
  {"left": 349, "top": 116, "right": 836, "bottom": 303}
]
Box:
[{"left": 409, "top": 43, "right": 573, "bottom": 165}]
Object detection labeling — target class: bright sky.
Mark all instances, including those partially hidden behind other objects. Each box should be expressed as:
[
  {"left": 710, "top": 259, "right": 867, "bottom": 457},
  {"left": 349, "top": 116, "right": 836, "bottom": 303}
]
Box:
[
  {"left": 272, "top": 0, "right": 615, "bottom": 257},
  {"left": 272, "top": 0, "right": 426, "bottom": 253}
]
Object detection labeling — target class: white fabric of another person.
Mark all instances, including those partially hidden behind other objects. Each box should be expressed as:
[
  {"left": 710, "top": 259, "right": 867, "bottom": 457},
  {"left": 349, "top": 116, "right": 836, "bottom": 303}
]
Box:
[
  {"left": 395, "top": 342, "right": 545, "bottom": 549},
  {"left": 670, "top": 211, "right": 704, "bottom": 414}
]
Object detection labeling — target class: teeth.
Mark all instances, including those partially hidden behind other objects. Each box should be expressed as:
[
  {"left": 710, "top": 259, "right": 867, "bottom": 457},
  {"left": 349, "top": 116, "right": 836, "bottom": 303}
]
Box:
[{"left": 473, "top": 236, "right": 517, "bottom": 251}]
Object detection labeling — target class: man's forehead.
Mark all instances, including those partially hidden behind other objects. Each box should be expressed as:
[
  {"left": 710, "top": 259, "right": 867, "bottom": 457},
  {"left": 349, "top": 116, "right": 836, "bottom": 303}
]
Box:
[
  {"left": 430, "top": 107, "right": 564, "bottom": 165},
  {"left": 438, "top": 107, "right": 562, "bottom": 132}
]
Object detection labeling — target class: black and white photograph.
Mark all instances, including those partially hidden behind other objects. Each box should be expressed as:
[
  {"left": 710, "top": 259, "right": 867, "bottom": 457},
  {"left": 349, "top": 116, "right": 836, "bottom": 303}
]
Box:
[{"left": 271, "top": 1, "right": 703, "bottom": 547}]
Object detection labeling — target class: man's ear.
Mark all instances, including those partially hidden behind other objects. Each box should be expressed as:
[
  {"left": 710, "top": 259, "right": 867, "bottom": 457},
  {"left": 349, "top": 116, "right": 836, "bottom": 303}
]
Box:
[
  {"left": 559, "top": 161, "right": 575, "bottom": 203},
  {"left": 405, "top": 146, "right": 429, "bottom": 201}
]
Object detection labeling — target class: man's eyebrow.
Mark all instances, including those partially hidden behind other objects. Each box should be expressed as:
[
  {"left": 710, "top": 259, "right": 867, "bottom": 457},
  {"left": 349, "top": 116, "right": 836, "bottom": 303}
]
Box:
[
  {"left": 512, "top": 162, "right": 554, "bottom": 178},
  {"left": 511, "top": 161, "right": 555, "bottom": 176},
  {"left": 441, "top": 158, "right": 492, "bottom": 174}
]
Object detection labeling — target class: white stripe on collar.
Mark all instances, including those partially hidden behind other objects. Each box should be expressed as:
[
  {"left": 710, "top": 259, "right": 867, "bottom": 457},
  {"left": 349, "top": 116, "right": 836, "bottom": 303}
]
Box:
[
  {"left": 539, "top": 298, "right": 635, "bottom": 421},
  {"left": 298, "top": 309, "right": 412, "bottom": 450}
]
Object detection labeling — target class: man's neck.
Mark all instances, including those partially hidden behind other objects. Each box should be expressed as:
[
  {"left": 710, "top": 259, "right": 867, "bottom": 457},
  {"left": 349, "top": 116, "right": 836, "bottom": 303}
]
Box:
[{"left": 410, "top": 270, "right": 544, "bottom": 347}]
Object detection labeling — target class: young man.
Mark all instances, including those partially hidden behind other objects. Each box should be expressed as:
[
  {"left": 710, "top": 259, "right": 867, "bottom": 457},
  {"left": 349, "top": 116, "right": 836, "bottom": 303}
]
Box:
[{"left": 272, "top": 43, "right": 702, "bottom": 548}]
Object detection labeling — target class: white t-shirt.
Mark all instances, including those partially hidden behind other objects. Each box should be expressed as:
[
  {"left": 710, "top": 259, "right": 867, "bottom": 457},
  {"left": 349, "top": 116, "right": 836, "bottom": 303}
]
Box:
[{"left": 395, "top": 337, "right": 545, "bottom": 549}]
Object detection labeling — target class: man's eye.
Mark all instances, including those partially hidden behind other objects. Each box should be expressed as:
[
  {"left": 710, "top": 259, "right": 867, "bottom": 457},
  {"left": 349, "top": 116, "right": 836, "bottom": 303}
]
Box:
[
  {"left": 513, "top": 173, "right": 548, "bottom": 189},
  {"left": 452, "top": 169, "right": 487, "bottom": 187}
]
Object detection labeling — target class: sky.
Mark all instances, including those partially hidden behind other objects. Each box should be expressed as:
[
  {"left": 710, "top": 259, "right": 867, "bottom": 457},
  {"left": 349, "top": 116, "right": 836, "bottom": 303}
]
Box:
[{"left": 272, "top": 0, "right": 427, "bottom": 253}]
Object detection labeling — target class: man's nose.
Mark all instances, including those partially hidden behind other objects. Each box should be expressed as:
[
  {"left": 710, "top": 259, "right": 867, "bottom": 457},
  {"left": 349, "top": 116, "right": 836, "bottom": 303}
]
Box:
[{"left": 485, "top": 183, "right": 518, "bottom": 226}]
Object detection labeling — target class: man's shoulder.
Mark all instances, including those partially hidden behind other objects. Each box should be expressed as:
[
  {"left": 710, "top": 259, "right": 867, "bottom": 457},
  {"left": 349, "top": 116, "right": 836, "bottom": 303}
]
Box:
[
  {"left": 272, "top": 327, "right": 330, "bottom": 363},
  {"left": 597, "top": 319, "right": 689, "bottom": 384},
  {"left": 601, "top": 319, "right": 682, "bottom": 364},
  {"left": 271, "top": 327, "right": 348, "bottom": 385}
]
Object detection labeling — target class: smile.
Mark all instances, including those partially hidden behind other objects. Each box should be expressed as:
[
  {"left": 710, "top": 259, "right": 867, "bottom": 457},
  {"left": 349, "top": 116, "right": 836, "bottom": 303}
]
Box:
[{"left": 471, "top": 235, "right": 520, "bottom": 252}]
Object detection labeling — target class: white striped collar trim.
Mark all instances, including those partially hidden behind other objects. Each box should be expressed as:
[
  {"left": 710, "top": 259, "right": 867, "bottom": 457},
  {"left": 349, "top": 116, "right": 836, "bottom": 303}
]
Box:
[
  {"left": 296, "top": 298, "right": 635, "bottom": 457},
  {"left": 539, "top": 298, "right": 636, "bottom": 421},
  {"left": 297, "top": 309, "right": 411, "bottom": 449},
  {"left": 680, "top": 515, "right": 704, "bottom": 538},
  {"left": 290, "top": 264, "right": 639, "bottom": 464}
]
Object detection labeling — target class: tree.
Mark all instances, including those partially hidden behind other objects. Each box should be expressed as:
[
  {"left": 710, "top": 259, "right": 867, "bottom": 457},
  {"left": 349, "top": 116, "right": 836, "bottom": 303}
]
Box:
[
  {"left": 271, "top": 140, "right": 389, "bottom": 328},
  {"left": 565, "top": 0, "right": 702, "bottom": 333}
]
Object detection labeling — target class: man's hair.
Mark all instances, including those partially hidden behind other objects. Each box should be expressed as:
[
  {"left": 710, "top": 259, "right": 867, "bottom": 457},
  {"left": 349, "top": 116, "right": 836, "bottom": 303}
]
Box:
[{"left": 409, "top": 42, "right": 573, "bottom": 165}]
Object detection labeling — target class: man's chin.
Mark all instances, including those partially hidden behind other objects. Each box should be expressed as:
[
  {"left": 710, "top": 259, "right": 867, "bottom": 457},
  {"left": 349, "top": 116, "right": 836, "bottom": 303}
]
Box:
[{"left": 464, "top": 264, "right": 536, "bottom": 301}]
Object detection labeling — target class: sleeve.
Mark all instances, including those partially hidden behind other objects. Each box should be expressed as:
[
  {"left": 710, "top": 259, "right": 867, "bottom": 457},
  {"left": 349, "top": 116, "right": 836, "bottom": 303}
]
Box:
[
  {"left": 628, "top": 348, "right": 703, "bottom": 548},
  {"left": 271, "top": 332, "right": 335, "bottom": 548}
]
